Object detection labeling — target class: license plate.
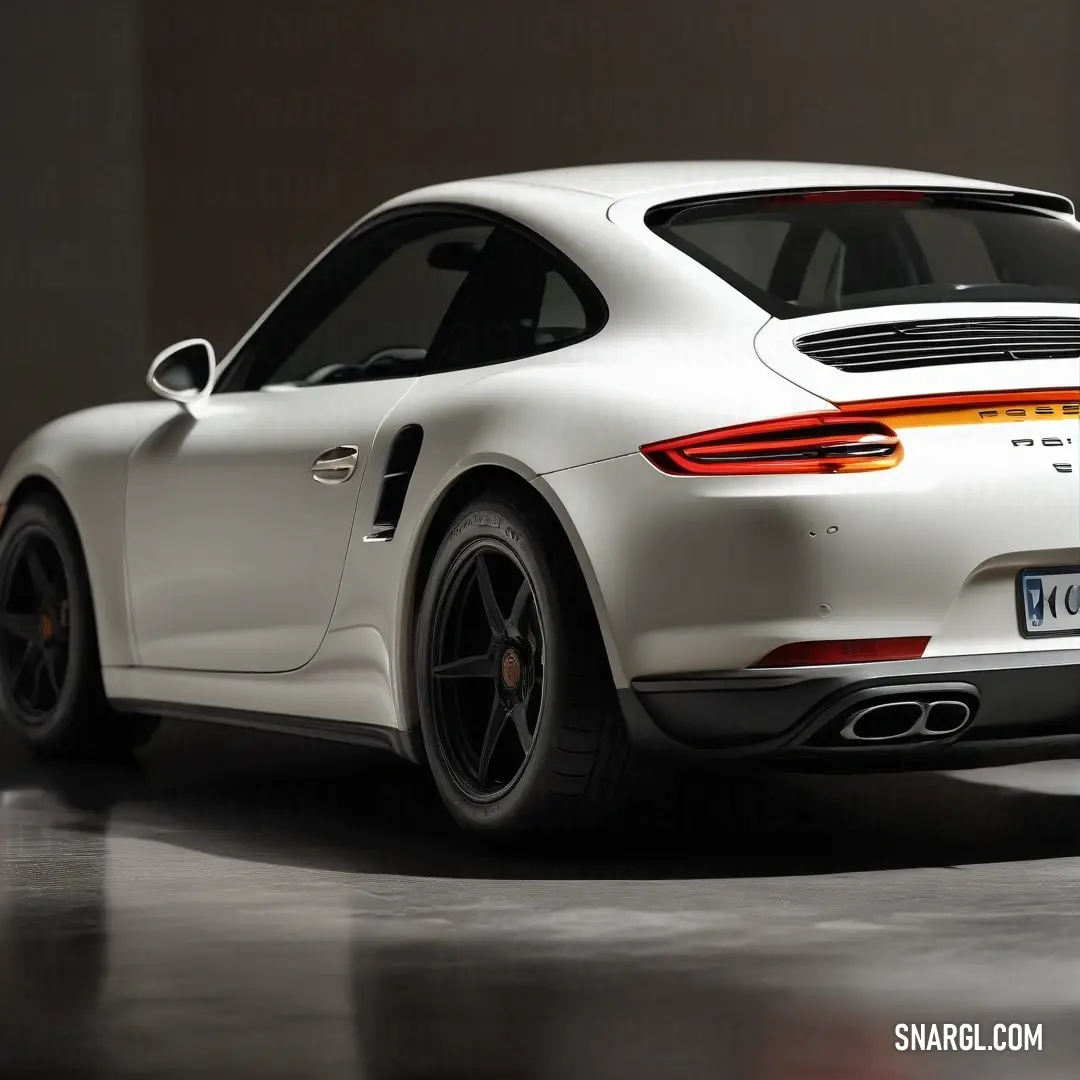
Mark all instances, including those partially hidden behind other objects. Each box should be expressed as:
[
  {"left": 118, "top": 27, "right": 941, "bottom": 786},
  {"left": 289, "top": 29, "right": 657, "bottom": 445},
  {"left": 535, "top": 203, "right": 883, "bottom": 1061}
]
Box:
[{"left": 1018, "top": 567, "right": 1080, "bottom": 637}]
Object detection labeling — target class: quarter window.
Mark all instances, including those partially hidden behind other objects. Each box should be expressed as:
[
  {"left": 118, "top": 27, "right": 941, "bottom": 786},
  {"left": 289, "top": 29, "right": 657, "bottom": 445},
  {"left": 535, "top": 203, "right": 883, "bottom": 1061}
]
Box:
[{"left": 431, "top": 225, "right": 604, "bottom": 371}]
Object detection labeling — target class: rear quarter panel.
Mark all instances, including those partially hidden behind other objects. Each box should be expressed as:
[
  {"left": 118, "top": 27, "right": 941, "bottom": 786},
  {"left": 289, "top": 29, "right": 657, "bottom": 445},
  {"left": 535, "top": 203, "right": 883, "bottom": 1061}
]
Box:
[
  {"left": 324, "top": 186, "right": 836, "bottom": 714},
  {"left": 325, "top": 322, "right": 831, "bottom": 715}
]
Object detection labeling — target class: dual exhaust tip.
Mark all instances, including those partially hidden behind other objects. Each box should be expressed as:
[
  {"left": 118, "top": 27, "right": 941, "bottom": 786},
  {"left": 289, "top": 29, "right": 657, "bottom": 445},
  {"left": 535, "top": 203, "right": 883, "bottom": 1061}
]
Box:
[{"left": 839, "top": 697, "right": 974, "bottom": 743}]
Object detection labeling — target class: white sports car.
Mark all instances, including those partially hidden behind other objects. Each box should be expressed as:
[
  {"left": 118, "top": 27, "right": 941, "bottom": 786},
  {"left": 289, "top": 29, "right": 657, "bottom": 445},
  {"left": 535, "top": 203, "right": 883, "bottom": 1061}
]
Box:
[{"left": 1, "top": 161, "right": 1078, "bottom": 831}]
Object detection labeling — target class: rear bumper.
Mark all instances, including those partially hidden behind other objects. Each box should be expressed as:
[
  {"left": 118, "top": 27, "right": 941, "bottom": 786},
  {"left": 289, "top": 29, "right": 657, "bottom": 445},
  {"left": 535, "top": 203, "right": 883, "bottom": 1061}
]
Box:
[{"left": 622, "top": 649, "right": 1080, "bottom": 770}]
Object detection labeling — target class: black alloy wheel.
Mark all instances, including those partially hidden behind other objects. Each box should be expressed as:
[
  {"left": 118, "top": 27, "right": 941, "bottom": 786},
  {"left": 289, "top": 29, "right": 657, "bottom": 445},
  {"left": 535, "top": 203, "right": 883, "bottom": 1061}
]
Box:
[
  {"left": 0, "top": 528, "right": 71, "bottom": 720},
  {"left": 415, "top": 496, "right": 629, "bottom": 831},
  {"left": 429, "top": 540, "right": 546, "bottom": 801},
  {"left": 0, "top": 495, "right": 159, "bottom": 758}
]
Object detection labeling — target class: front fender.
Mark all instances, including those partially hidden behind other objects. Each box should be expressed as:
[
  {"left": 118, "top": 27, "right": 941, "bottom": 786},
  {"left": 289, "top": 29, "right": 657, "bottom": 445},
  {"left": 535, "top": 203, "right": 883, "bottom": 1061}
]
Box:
[{"left": 0, "top": 403, "right": 178, "bottom": 668}]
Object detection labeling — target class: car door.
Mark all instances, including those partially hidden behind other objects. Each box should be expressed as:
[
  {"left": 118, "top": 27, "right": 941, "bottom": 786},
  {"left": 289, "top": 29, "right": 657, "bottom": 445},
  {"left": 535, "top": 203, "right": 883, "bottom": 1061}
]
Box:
[{"left": 124, "top": 213, "right": 492, "bottom": 673}]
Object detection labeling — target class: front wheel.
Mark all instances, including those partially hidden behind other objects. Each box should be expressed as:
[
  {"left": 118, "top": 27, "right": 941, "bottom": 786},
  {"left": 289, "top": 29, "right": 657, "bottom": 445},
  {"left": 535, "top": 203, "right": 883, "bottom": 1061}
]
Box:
[
  {"left": 0, "top": 495, "right": 159, "bottom": 759},
  {"left": 414, "top": 496, "right": 628, "bottom": 831}
]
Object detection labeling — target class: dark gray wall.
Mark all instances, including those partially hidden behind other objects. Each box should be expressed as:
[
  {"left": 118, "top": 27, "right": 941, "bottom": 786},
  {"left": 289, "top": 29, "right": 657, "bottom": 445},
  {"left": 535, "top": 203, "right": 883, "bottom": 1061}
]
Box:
[
  {"left": 0, "top": 0, "right": 144, "bottom": 462},
  {"left": 143, "top": 0, "right": 1080, "bottom": 356},
  {"left": 2, "top": 0, "right": 1079, "bottom": 461}
]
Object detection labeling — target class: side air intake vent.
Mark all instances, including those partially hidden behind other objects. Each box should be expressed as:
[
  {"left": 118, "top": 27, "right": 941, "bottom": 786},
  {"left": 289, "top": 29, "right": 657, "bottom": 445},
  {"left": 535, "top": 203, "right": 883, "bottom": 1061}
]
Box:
[
  {"left": 364, "top": 426, "right": 424, "bottom": 543},
  {"left": 794, "top": 317, "right": 1080, "bottom": 372}
]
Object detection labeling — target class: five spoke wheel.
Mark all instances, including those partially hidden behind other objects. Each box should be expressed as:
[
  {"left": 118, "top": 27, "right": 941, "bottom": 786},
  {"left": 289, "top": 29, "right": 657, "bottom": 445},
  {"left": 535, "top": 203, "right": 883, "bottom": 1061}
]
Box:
[
  {"left": 0, "top": 531, "right": 70, "bottom": 719},
  {"left": 429, "top": 544, "right": 545, "bottom": 799}
]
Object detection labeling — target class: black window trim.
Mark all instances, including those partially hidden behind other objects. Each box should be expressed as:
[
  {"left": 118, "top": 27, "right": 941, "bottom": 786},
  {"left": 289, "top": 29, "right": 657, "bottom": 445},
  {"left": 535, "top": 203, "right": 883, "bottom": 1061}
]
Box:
[
  {"left": 215, "top": 201, "right": 609, "bottom": 393},
  {"left": 645, "top": 186, "right": 1077, "bottom": 321}
]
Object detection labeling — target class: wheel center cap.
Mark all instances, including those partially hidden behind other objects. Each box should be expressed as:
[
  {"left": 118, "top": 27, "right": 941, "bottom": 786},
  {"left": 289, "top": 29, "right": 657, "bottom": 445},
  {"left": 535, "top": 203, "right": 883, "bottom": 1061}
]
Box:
[{"left": 499, "top": 647, "right": 523, "bottom": 691}]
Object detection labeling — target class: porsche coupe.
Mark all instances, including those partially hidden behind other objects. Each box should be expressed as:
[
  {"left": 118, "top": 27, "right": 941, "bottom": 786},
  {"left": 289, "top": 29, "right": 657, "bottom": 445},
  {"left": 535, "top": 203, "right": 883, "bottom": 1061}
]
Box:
[{"left": 1, "top": 161, "right": 1078, "bottom": 830}]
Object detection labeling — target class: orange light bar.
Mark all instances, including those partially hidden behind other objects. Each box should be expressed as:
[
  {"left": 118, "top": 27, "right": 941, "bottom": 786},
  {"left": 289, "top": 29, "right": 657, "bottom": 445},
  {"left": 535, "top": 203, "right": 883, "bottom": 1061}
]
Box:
[
  {"left": 838, "top": 389, "right": 1080, "bottom": 429},
  {"left": 752, "top": 637, "right": 931, "bottom": 668}
]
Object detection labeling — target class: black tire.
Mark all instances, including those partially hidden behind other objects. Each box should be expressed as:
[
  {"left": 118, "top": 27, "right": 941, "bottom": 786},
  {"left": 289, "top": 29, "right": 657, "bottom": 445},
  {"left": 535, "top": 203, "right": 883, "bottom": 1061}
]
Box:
[
  {"left": 414, "top": 494, "right": 628, "bottom": 831},
  {"left": 0, "top": 494, "right": 159, "bottom": 759}
]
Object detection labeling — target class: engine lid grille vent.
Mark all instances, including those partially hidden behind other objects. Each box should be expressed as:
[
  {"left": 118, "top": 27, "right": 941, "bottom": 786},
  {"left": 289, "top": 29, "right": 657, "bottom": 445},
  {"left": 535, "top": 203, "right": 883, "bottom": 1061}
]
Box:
[{"left": 794, "top": 317, "right": 1080, "bottom": 372}]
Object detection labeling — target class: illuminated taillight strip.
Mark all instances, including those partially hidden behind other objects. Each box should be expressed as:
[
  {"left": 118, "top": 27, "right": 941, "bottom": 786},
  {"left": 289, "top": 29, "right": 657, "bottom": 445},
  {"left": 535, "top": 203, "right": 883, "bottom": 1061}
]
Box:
[
  {"left": 640, "top": 415, "right": 903, "bottom": 476},
  {"left": 838, "top": 389, "right": 1080, "bottom": 428},
  {"left": 641, "top": 390, "right": 1079, "bottom": 477}
]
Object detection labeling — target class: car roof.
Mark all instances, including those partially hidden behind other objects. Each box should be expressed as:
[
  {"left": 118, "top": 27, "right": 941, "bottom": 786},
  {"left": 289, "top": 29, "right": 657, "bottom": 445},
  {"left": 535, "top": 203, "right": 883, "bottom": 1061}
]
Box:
[{"left": 394, "top": 160, "right": 1061, "bottom": 204}]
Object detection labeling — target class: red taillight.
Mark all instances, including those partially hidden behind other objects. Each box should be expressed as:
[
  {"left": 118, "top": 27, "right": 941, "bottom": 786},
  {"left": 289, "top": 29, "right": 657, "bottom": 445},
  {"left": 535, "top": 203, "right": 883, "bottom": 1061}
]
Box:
[
  {"left": 640, "top": 390, "right": 1080, "bottom": 477},
  {"left": 640, "top": 413, "right": 903, "bottom": 476},
  {"left": 752, "top": 637, "right": 930, "bottom": 668}
]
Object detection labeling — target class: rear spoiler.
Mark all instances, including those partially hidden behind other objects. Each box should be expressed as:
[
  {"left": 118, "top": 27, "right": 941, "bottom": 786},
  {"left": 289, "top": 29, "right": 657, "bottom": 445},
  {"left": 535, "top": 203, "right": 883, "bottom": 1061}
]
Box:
[{"left": 646, "top": 187, "right": 1076, "bottom": 223}]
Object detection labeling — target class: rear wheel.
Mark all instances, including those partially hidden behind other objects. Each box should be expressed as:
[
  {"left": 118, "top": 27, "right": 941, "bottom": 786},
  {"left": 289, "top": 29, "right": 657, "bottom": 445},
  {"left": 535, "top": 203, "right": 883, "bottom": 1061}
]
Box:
[
  {"left": 415, "top": 495, "right": 628, "bottom": 831},
  {"left": 0, "top": 495, "right": 158, "bottom": 759}
]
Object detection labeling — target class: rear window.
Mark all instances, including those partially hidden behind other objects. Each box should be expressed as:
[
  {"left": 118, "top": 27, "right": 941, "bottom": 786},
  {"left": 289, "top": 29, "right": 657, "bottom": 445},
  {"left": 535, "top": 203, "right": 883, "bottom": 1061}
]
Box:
[{"left": 647, "top": 191, "right": 1080, "bottom": 319}]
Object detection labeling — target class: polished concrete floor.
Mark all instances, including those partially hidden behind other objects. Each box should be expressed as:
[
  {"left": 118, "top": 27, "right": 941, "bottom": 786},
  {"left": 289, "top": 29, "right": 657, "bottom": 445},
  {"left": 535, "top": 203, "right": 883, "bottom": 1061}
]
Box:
[{"left": 1, "top": 720, "right": 1080, "bottom": 1078}]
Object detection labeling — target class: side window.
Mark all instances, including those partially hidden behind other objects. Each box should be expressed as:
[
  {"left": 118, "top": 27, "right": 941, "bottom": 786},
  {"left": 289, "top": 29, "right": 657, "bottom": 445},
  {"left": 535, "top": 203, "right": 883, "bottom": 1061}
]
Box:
[
  {"left": 536, "top": 270, "right": 589, "bottom": 344},
  {"left": 221, "top": 217, "right": 492, "bottom": 392},
  {"left": 433, "top": 226, "right": 604, "bottom": 371}
]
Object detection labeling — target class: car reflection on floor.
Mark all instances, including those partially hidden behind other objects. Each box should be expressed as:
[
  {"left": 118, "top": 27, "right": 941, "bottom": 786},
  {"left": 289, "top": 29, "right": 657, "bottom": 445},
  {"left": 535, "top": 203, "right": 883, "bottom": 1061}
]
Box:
[{"left": 1, "top": 720, "right": 1080, "bottom": 1078}]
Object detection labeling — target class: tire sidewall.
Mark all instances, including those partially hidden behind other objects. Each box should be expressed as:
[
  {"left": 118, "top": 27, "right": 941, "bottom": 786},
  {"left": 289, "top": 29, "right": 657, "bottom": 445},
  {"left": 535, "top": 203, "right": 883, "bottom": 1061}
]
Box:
[
  {"left": 415, "top": 500, "right": 570, "bottom": 829},
  {"left": 0, "top": 499, "right": 96, "bottom": 746}
]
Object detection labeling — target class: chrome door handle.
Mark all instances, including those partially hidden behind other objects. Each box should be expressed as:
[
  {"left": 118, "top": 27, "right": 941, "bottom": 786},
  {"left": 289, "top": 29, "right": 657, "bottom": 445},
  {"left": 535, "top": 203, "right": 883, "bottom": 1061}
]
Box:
[{"left": 311, "top": 445, "right": 359, "bottom": 484}]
